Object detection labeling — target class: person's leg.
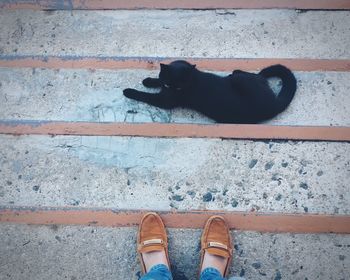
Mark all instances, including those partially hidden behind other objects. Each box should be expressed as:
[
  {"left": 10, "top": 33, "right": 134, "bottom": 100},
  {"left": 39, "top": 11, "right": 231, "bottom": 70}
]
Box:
[
  {"left": 200, "top": 267, "right": 225, "bottom": 280},
  {"left": 140, "top": 264, "right": 172, "bottom": 280},
  {"left": 199, "top": 216, "right": 233, "bottom": 280},
  {"left": 137, "top": 212, "right": 173, "bottom": 280}
]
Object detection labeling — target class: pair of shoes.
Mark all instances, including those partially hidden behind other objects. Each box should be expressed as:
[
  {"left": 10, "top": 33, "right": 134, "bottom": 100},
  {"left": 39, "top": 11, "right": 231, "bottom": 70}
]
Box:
[{"left": 137, "top": 212, "right": 233, "bottom": 277}]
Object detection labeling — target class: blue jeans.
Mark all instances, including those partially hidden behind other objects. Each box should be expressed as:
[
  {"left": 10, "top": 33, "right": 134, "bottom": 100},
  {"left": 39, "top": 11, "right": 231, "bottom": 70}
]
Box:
[{"left": 140, "top": 264, "right": 225, "bottom": 280}]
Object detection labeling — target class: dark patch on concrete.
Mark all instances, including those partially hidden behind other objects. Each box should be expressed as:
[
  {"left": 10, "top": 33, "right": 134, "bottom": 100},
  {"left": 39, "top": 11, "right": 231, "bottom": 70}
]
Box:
[
  {"left": 127, "top": 109, "right": 138, "bottom": 114},
  {"left": 263, "top": 192, "right": 268, "bottom": 199},
  {"left": 239, "top": 268, "right": 245, "bottom": 277},
  {"left": 249, "top": 159, "right": 258, "bottom": 168},
  {"left": 274, "top": 270, "right": 282, "bottom": 280},
  {"left": 55, "top": 235, "right": 61, "bottom": 242},
  {"left": 71, "top": 199, "right": 80, "bottom": 206},
  {"left": 271, "top": 174, "right": 282, "bottom": 185},
  {"left": 32, "top": 185, "right": 40, "bottom": 191},
  {"left": 169, "top": 202, "right": 178, "bottom": 209},
  {"left": 298, "top": 168, "right": 307, "bottom": 175},
  {"left": 202, "top": 192, "right": 213, "bottom": 202},
  {"left": 300, "top": 182, "right": 309, "bottom": 190},
  {"left": 275, "top": 194, "right": 282, "bottom": 201},
  {"left": 186, "top": 191, "right": 196, "bottom": 198},
  {"left": 231, "top": 199, "right": 238, "bottom": 208},
  {"left": 6, "top": 180, "right": 12, "bottom": 186},
  {"left": 252, "top": 262, "right": 262, "bottom": 269},
  {"left": 172, "top": 195, "right": 184, "bottom": 201},
  {"left": 317, "top": 170, "right": 324, "bottom": 176},
  {"left": 265, "top": 161, "right": 274, "bottom": 170},
  {"left": 281, "top": 161, "right": 288, "bottom": 168},
  {"left": 339, "top": 255, "right": 346, "bottom": 260}
]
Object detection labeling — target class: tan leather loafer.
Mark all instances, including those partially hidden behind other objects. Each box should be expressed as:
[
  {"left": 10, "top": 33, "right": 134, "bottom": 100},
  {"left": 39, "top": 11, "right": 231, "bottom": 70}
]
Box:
[
  {"left": 137, "top": 212, "right": 170, "bottom": 273},
  {"left": 200, "top": 215, "right": 233, "bottom": 277}
]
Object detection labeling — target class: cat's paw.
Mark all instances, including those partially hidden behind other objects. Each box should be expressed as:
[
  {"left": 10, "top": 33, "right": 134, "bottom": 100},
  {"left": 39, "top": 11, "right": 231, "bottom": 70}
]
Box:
[
  {"left": 123, "top": 88, "right": 138, "bottom": 98},
  {"left": 142, "top": 78, "right": 161, "bottom": 88},
  {"left": 142, "top": 78, "right": 154, "bottom": 87}
]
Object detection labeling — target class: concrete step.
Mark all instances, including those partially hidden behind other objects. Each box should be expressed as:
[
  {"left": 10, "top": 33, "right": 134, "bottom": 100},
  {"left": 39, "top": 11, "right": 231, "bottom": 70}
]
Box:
[
  {"left": 0, "top": 10, "right": 349, "bottom": 59},
  {"left": 1, "top": 67, "right": 349, "bottom": 126},
  {"left": 2, "top": 0, "right": 350, "bottom": 10},
  {"left": 0, "top": 5, "right": 349, "bottom": 280},
  {"left": 1, "top": 223, "right": 349, "bottom": 280},
  {"left": 1, "top": 134, "right": 348, "bottom": 214}
]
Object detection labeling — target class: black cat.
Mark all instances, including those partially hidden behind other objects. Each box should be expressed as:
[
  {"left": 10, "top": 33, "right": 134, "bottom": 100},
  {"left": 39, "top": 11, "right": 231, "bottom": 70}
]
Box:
[{"left": 123, "top": 60, "right": 297, "bottom": 123}]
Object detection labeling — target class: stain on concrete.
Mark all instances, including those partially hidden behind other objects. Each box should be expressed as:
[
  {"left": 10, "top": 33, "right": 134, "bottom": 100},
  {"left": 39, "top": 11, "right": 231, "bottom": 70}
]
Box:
[
  {"left": 231, "top": 199, "right": 239, "bottom": 208},
  {"left": 300, "top": 183, "right": 309, "bottom": 190},
  {"left": 265, "top": 161, "right": 274, "bottom": 170},
  {"left": 249, "top": 159, "right": 258, "bottom": 169},
  {"left": 203, "top": 192, "right": 213, "bottom": 202}
]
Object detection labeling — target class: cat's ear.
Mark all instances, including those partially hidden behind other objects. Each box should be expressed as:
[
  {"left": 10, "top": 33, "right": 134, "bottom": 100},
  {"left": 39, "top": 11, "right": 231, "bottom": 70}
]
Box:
[
  {"left": 160, "top": 63, "right": 168, "bottom": 70},
  {"left": 192, "top": 64, "right": 196, "bottom": 69}
]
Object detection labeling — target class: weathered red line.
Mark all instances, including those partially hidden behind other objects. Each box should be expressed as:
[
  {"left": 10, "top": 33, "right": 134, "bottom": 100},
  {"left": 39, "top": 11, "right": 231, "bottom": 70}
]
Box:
[
  {"left": 0, "top": 121, "right": 349, "bottom": 142},
  {"left": 0, "top": 57, "right": 350, "bottom": 72},
  {"left": 0, "top": 207, "right": 349, "bottom": 234},
  {"left": 1, "top": 0, "right": 350, "bottom": 10}
]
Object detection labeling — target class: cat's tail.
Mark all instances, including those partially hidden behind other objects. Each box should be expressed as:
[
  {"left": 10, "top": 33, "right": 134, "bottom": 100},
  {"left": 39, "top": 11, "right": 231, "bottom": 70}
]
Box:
[{"left": 259, "top": 64, "right": 297, "bottom": 114}]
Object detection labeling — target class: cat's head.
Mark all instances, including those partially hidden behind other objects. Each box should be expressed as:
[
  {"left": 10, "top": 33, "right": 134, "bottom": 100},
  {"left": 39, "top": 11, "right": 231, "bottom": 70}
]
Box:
[{"left": 159, "top": 60, "right": 196, "bottom": 91}]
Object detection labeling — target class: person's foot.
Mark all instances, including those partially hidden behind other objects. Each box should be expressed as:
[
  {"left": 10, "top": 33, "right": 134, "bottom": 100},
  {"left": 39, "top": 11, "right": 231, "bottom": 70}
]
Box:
[
  {"left": 200, "top": 216, "right": 233, "bottom": 277},
  {"left": 142, "top": 250, "right": 168, "bottom": 272},
  {"left": 201, "top": 252, "right": 228, "bottom": 276},
  {"left": 137, "top": 212, "right": 170, "bottom": 273}
]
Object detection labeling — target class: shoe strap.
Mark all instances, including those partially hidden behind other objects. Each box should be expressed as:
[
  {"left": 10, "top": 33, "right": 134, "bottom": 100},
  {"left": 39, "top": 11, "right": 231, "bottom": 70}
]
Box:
[
  {"left": 138, "top": 238, "right": 166, "bottom": 253},
  {"left": 204, "top": 241, "right": 232, "bottom": 258}
]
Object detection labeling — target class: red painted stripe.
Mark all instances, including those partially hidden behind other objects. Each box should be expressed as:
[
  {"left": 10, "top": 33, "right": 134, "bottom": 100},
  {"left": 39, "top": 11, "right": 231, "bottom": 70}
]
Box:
[
  {"left": 1, "top": 57, "right": 350, "bottom": 72},
  {"left": 0, "top": 207, "right": 349, "bottom": 234},
  {"left": 0, "top": 121, "right": 350, "bottom": 141},
  {"left": 1, "top": 0, "right": 350, "bottom": 10}
]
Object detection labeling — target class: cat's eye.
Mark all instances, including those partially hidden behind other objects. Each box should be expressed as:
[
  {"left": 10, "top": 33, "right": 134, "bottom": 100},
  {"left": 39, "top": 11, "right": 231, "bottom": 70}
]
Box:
[{"left": 164, "top": 84, "right": 170, "bottom": 88}]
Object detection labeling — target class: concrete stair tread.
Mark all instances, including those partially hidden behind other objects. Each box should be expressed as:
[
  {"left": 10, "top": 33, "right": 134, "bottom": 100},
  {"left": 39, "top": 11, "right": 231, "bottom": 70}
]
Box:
[
  {"left": 1, "top": 223, "right": 349, "bottom": 280},
  {"left": 0, "top": 10, "right": 349, "bottom": 59},
  {"left": 1, "top": 68, "right": 349, "bottom": 126},
  {"left": 0, "top": 5, "right": 349, "bottom": 280},
  {"left": 1, "top": 134, "right": 348, "bottom": 215}
]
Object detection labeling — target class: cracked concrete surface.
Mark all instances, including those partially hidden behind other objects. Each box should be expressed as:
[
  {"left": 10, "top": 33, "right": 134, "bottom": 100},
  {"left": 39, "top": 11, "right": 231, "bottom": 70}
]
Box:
[
  {"left": 1, "top": 135, "right": 349, "bottom": 214},
  {"left": 1, "top": 68, "right": 349, "bottom": 126},
  {"left": 1, "top": 10, "right": 350, "bottom": 58},
  {"left": 0, "top": 224, "right": 349, "bottom": 280}
]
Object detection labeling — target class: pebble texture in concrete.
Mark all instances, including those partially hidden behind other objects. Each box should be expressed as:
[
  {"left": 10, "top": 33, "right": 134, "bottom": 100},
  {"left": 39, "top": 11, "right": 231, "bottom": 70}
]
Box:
[
  {"left": 0, "top": 10, "right": 349, "bottom": 58},
  {"left": 1, "top": 135, "right": 349, "bottom": 214},
  {"left": 1, "top": 68, "right": 349, "bottom": 126},
  {"left": 0, "top": 223, "right": 349, "bottom": 280}
]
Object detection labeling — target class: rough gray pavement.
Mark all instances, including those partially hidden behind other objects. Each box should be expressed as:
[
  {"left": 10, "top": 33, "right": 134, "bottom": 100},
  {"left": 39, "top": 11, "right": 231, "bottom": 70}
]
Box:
[
  {"left": 0, "top": 10, "right": 350, "bottom": 59},
  {"left": 0, "top": 7, "right": 349, "bottom": 280},
  {"left": 1, "top": 68, "right": 350, "bottom": 126},
  {"left": 1, "top": 135, "right": 349, "bottom": 214},
  {"left": 1, "top": 223, "right": 349, "bottom": 280}
]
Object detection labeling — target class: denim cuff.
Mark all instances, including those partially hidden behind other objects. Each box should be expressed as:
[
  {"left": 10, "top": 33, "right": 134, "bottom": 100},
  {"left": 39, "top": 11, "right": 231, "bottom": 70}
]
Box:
[
  {"left": 200, "top": 267, "right": 224, "bottom": 280},
  {"left": 148, "top": 264, "right": 170, "bottom": 272}
]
